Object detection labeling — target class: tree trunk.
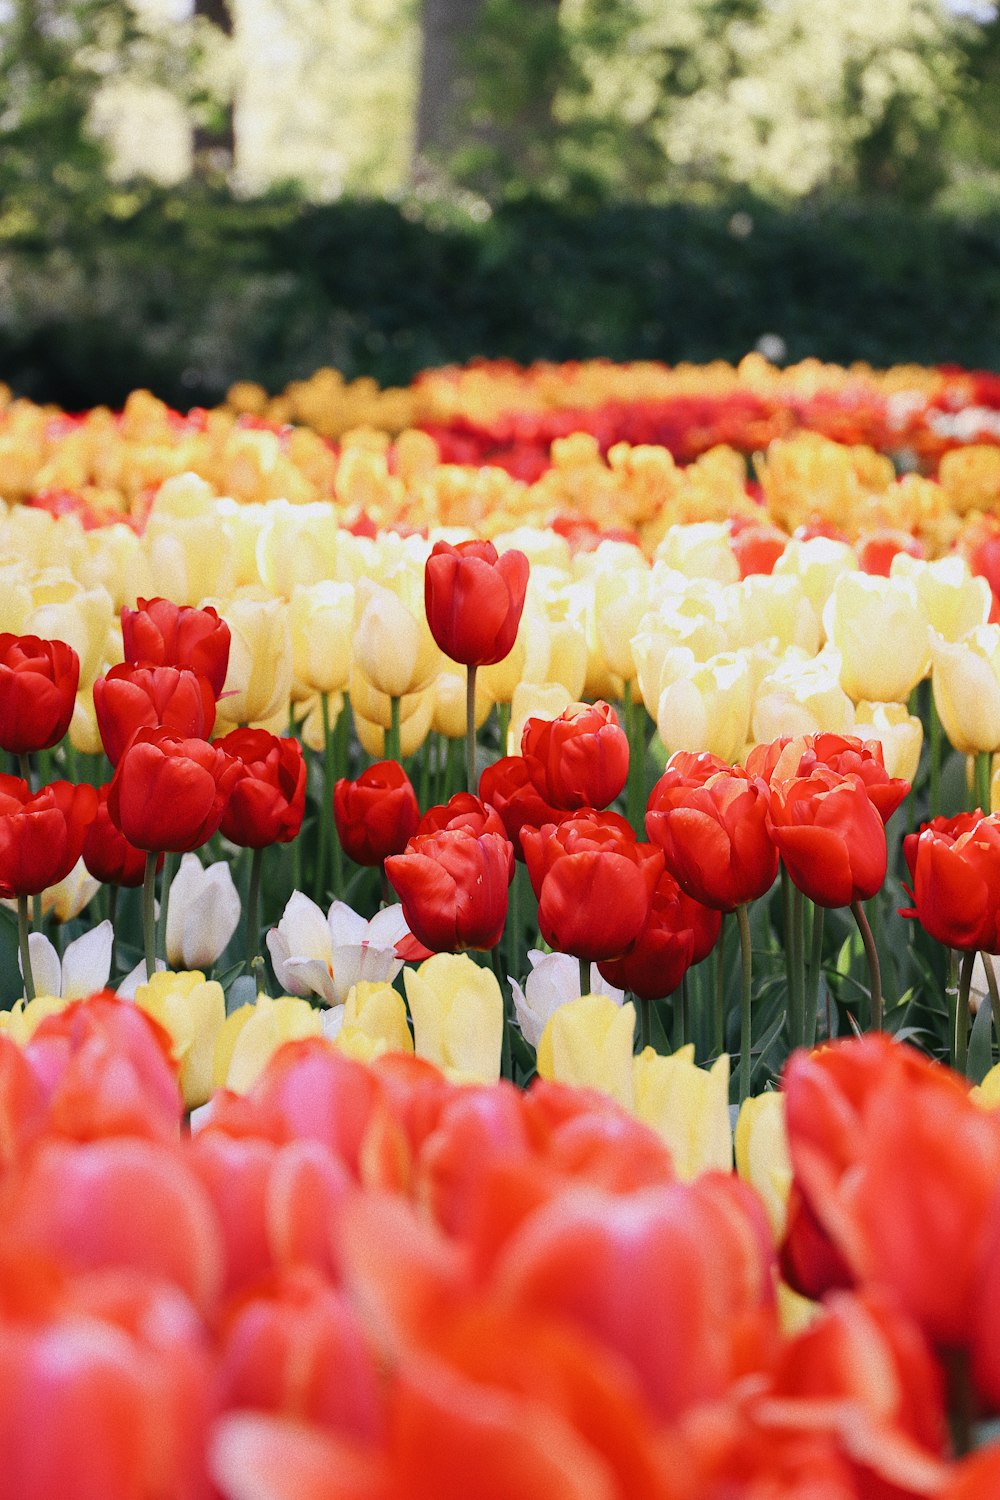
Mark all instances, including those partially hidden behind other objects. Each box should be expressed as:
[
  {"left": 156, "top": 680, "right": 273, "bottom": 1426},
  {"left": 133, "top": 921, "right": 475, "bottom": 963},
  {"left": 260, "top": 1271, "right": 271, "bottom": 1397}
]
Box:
[
  {"left": 192, "top": 0, "right": 235, "bottom": 175},
  {"left": 412, "top": 0, "right": 487, "bottom": 181}
]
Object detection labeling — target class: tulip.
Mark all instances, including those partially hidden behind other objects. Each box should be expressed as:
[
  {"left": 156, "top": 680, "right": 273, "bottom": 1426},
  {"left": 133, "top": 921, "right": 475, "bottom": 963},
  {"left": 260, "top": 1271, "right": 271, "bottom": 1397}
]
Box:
[
  {"left": 353, "top": 578, "right": 440, "bottom": 699},
  {"left": 121, "top": 595, "right": 231, "bottom": 697},
  {"left": 902, "top": 812, "right": 1000, "bottom": 953},
  {"left": 507, "top": 680, "right": 573, "bottom": 757},
  {"left": 521, "top": 700, "right": 629, "bottom": 811},
  {"left": 478, "top": 600, "right": 551, "bottom": 706},
  {"left": 0, "top": 776, "right": 98, "bottom": 899},
  {"left": 93, "top": 663, "right": 217, "bottom": 765},
  {"left": 646, "top": 757, "right": 778, "bottom": 912},
  {"left": 772, "top": 533, "right": 857, "bottom": 615},
  {"left": 216, "top": 729, "right": 306, "bottom": 849},
  {"left": 82, "top": 783, "right": 154, "bottom": 888},
  {"left": 536, "top": 993, "right": 637, "bottom": 1109},
  {"left": 256, "top": 500, "right": 342, "bottom": 594},
  {"left": 509, "top": 949, "right": 624, "bottom": 1050},
  {"left": 215, "top": 995, "right": 324, "bottom": 1094},
  {"left": 17, "top": 920, "right": 113, "bottom": 1006},
  {"left": 424, "top": 539, "right": 530, "bottom": 667},
  {"left": 767, "top": 767, "right": 888, "bottom": 909},
  {"left": 931, "top": 625, "right": 1000, "bottom": 754},
  {"left": 352, "top": 692, "right": 434, "bottom": 760},
  {"left": 333, "top": 760, "right": 420, "bottom": 867},
  {"left": 214, "top": 594, "right": 294, "bottom": 729},
  {"left": 478, "top": 755, "right": 562, "bottom": 861},
  {"left": 735, "top": 1090, "right": 791, "bottom": 1239},
  {"left": 164, "top": 853, "right": 241, "bottom": 971},
  {"left": 107, "top": 728, "right": 240, "bottom": 854},
  {"left": 266, "top": 893, "right": 408, "bottom": 1007},
  {"left": 751, "top": 649, "right": 856, "bottom": 743},
  {"left": 522, "top": 811, "right": 663, "bottom": 963},
  {"left": 0, "top": 633, "right": 79, "bottom": 754},
  {"left": 431, "top": 663, "right": 494, "bottom": 739},
  {"left": 386, "top": 827, "right": 513, "bottom": 953},
  {"left": 288, "top": 580, "right": 355, "bottom": 696},
  {"left": 333, "top": 980, "right": 414, "bottom": 1059},
  {"left": 852, "top": 701, "right": 924, "bottom": 785},
  {"left": 892, "top": 551, "right": 992, "bottom": 642},
  {"left": 598, "top": 866, "right": 720, "bottom": 1001},
  {"left": 824, "top": 572, "right": 931, "bottom": 704},
  {"left": 134, "top": 968, "right": 226, "bottom": 1109},
  {"left": 403, "top": 952, "right": 504, "bottom": 1083},
  {"left": 654, "top": 520, "right": 739, "bottom": 584},
  {"left": 26, "top": 577, "right": 112, "bottom": 690},
  {"left": 654, "top": 649, "right": 752, "bottom": 765},
  {"left": 631, "top": 1046, "right": 732, "bottom": 1179}
]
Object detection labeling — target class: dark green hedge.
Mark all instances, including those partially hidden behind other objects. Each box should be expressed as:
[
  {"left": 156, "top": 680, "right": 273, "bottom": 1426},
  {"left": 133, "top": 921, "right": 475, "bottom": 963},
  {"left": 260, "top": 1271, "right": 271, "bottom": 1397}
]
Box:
[{"left": 2, "top": 185, "right": 1000, "bottom": 409}]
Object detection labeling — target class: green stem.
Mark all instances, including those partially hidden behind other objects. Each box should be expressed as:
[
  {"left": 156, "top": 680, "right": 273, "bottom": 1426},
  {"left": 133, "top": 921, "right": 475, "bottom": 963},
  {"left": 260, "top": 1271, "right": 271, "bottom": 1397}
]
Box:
[
  {"left": 851, "top": 897, "right": 882, "bottom": 1031},
  {"left": 496, "top": 700, "right": 510, "bottom": 758},
  {"left": 622, "top": 680, "right": 644, "bottom": 835},
  {"left": 976, "top": 751, "right": 993, "bottom": 815},
  {"left": 387, "top": 695, "right": 402, "bottom": 764},
  {"left": 982, "top": 952, "right": 1000, "bottom": 1058},
  {"left": 736, "top": 902, "right": 753, "bottom": 1104},
  {"left": 957, "top": 949, "right": 974, "bottom": 1077},
  {"left": 804, "top": 902, "right": 825, "bottom": 1046},
  {"left": 321, "top": 692, "right": 342, "bottom": 900},
  {"left": 506, "top": 860, "right": 521, "bottom": 982},
  {"left": 18, "top": 893, "right": 34, "bottom": 1001},
  {"left": 17, "top": 754, "right": 42, "bottom": 930},
  {"left": 17, "top": 753, "right": 33, "bottom": 791},
  {"left": 108, "top": 884, "right": 119, "bottom": 978},
  {"left": 245, "top": 845, "right": 265, "bottom": 972},
  {"left": 418, "top": 729, "right": 432, "bottom": 813},
  {"left": 714, "top": 913, "right": 727, "bottom": 1058},
  {"left": 929, "top": 687, "right": 942, "bottom": 817},
  {"left": 638, "top": 995, "right": 651, "bottom": 1053},
  {"left": 945, "top": 1348, "right": 975, "bottom": 1459},
  {"left": 446, "top": 734, "right": 460, "bottom": 800},
  {"left": 142, "top": 851, "right": 158, "bottom": 983},
  {"left": 579, "top": 954, "right": 589, "bottom": 997},
  {"left": 674, "top": 973, "right": 689, "bottom": 1052},
  {"left": 783, "top": 867, "right": 804, "bottom": 1050},
  {"left": 465, "top": 665, "right": 478, "bottom": 792},
  {"left": 156, "top": 850, "right": 177, "bottom": 966}
]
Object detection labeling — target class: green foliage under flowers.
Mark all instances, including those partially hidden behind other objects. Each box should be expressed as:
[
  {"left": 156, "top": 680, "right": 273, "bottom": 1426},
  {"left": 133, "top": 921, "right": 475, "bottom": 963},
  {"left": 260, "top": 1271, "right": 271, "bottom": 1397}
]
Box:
[{"left": 4, "top": 185, "right": 1000, "bottom": 410}]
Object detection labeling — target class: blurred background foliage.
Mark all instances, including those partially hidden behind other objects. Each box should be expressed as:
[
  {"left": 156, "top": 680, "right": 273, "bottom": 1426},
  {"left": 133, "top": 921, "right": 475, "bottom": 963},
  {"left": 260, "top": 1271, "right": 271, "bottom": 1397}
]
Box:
[{"left": 2, "top": 0, "right": 1000, "bottom": 407}]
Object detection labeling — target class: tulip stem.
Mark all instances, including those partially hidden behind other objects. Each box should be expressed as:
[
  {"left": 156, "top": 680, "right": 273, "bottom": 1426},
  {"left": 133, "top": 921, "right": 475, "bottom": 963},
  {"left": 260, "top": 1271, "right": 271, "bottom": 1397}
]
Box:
[
  {"left": 783, "top": 868, "right": 804, "bottom": 1051},
  {"left": 506, "top": 862, "right": 521, "bottom": 982},
  {"left": 714, "top": 915, "right": 726, "bottom": 1058},
  {"left": 579, "top": 954, "right": 589, "bottom": 998},
  {"left": 851, "top": 898, "right": 882, "bottom": 1032},
  {"left": 675, "top": 974, "right": 688, "bottom": 1051},
  {"left": 737, "top": 903, "right": 753, "bottom": 1104},
  {"left": 956, "top": 949, "right": 975, "bottom": 1076},
  {"left": 929, "top": 688, "right": 942, "bottom": 816},
  {"left": 622, "top": 680, "right": 645, "bottom": 835},
  {"left": 245, "top": 845, "right": 264, "bottom": 973},
  {"left": 982, "top": 952, "right": 1000, "bottom": 1057},
  {"left": 976, "top": 751, "right": 992, "bottom": 815},
  {"left": 156, "top": 851, "right": 176, "bottom": 966},
  {"left": 142, "top": 851, "right": 158, "bottom": 983},
  {"left": 108, "top": 885, "right": 119, "bottom": 977},
  {"left": 17, "top": 894, "right": 34, "bottom": 1002},
  {"left": 496, "top": 700, "right": 510, "bottom": 757},
  {"left": 387, "top": 695, "right": 402, "bottom": 764},
  {"left": 804, "top": 902, "right": 825, "bottom": 1047},
  {"left": 465, "top": 666, "right": 478, "bottom": 792},
  {"left": 17, "top": 753, "right": 32, "bottom": 791},
  {"left": 321, "top": 692, "right": 343, "bottom": 901},
  {"left": 639, "top": 996, "right": 651, "bottom": 1052}
]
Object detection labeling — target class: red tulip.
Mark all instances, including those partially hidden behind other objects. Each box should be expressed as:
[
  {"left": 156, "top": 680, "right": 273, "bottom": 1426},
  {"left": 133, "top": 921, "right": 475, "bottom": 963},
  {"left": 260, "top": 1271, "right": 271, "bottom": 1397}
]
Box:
[
  {"left": 521, "top": 810, "right": 663, "bottom": 962},
  {"left": 82, "top": 783, "right": 159, "bottom": 888},
  {"left": 478, "top": 755, "right": 562, "bottom": 861},
  {"left": 0, "top": 776, "right": 97, "bottom": 897},
  {"left": 121, "top": 596, "right": 231, "bottom": 697},
  {"left": 333, "top": 759, "right": 419, "bottom": 867},
  {"left": 729, "top": 520, "right": 788, "bottom": 578},
  {"left": 766, "top": 766, "right": 887, "bottom": 908},
  {"left": 424, "top": 539, "right": 529, "bottom": 666},
  {"left": 216, "top": 728, "right": 306, "bottom": 848},
  {"left": 749, "top": 732, "right": 909, "bottom": 825},
  {"left": 93, "top": 663, "right": 217, "bottom": 766},
  {"left": 646, "top": 758, "right": 778, "bottom": 911},
  {"left": 521, "top": 700, "right": 629, "bottom": 811},
  {"left": 385, "top": 827, "right": 513, "bottom": 952},
  {"left": 901, "top": 808, "right": 983, "bottom": 886},
  {"left": 598, "top": 867, "right": 720, "bottom": 999},
  {"left": 107, "top": 728, "right": 241, "bottom": 854},
  {"left": 0, "top": 634, "right": 79, "bottom": 755},
  {"left": 901, "top": 811, "right": 1000, "bottom": 952},
  {"left": 417, "top": 793, "right": 513, "bottom": 878}
]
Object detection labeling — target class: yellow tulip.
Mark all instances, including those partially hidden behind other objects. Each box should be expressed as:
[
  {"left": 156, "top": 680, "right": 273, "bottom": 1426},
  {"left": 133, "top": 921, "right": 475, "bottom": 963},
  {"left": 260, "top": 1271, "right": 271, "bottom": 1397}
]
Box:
[
  {"left": 592, "top": 565, "right": 650, "bottom": 683},
  {"left": 932, "top": 626, "right": 1000, "bottom": 755},
  {"left": 824, "top": 573, "right": 930, "bottom": 704},
  {"left": 0, "top": 993, "right": 70, "bottom": 1044},
  {"left": 891, "top": 553, "right": 992, "bottom": 643},
  {"left": 79, "top": 523, "right": 154, "bottom": 611},
  {"left": 256, "top": 501, "right": 341, "bottom": 596},
  {"left": 214, "top": 593, "right": 294, "bottom": 728},
  {"left": 632, "top": 1045, "right": 732, "bottom": 1180},
  {"left": 656, "top": 650, "right": 752, "bottom": 764},
  {"left": 751, "top": 649, "right": 855, "bottom": 743},
  {"left": 26, "top": 575, "right": 114, "bottom": 690},
  {"left": 853, "top": 701, "right": 923, "bottom": 784},
  {"left": 734, "top": 1090, "right": 792, "bottom": 1240},
  {"left": 135, "top": 969, "right": 226, "bottom": 1110},
  {"left": 352, "top": 685, "right": 435, "bottom": 758},
  {"left": 289, "top": 580, "right": 355, "bottom": 696},
  {"left": 535, "top": 993, "right": 636, "bottom": 1110},
  {"left": 479, "top": 602, "right": 550, "bottom": 704},
  {"left": 654, "top": 521, "right": 739, "bottom": 584},
  {"left": 772, "top": 535, "right": 857, "bottom": 617},
  {"left": 508, "top": 681, "right": 574, "bottom": 756},
  {"left": 215, "top": 994, "right": 323, "bottom": 1095},
  {"left": 432, "top": 665, "right": 494, "bottom": 740},
  {"left": 353, "top": 578, "right": 440, "bottom": 698},
  {"left": 730, "top": 574, "right": 820, "bottom": 656},
  {"left": 973, "top": 1060, "right": 1000, "bottom": 1109},
  {"left": 402, "top": 953, "right": 503, "bottom": 1084},
  {"left": 336, "top": 980, "right": 413, "bottom": 1057}
]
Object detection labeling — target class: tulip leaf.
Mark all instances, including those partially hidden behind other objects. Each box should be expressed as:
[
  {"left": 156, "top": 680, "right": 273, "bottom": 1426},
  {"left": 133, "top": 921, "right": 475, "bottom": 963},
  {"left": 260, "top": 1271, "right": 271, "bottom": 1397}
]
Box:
[
  {"left": 750, "top": 1012, "right": 787, "bottom": 1089},
  {"left": 967, "top": 990, "right": 994, "bottom": 1085},
  {"left": 225, "top": 973, "right": 259, "bottom": 1013}
]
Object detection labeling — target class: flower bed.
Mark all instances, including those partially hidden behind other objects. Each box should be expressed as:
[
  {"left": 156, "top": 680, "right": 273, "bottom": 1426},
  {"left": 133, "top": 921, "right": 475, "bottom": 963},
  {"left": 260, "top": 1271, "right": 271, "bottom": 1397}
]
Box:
[{"left": 2, "top": 358, "right": 1000, "bottom": 1491}]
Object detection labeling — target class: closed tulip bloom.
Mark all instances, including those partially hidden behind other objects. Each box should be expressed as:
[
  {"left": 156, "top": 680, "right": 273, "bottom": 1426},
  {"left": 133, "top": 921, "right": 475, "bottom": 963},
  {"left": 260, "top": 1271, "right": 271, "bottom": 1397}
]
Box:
[
  {"left": 824, "top": 572, "right": 931, "bottom": 704},
  {"left": 0, "top": 633, "right": 79, "bottom": 755},
  {"left": 424, "top": 538, "right": 530, "bottom": 666},
  {"left": 0, "top": 777, "right": 98, "bottom": 898},
  {"left": 598, "top": 866, "right": 720, "bottom": 999},
  {"left": 417, "top": 792, "right": 513, "bottom": 874},
  {"left": 521, "top": 700, "right": 629, "bottom": 811},
  {"left": 892, "top": 551, "right": 992, "bottom": 643},
  {"left": 216, "top": 728, "right": 306, "bottom": 848},
  {"left": 479, "top": 755, "right": 562, "bottom": 861},
  {"left": 932, "top": 625, "right": 1000, "bottom": 754},
  {"left": 632, "top": 1046, "right": 732, "bottom": 1179},
  {"left": 536, "top": 992, "right": 637, "bottom": 1109},
  {"left": 403, "top": 952, "right": 504, "bottom": 1083},
  {"left": 735, "top": 1090, "right": 792, "bottom": 1239},
  {"left": 646, "top": 759, "right": 778, "bottom": 911},
  {"left": 853, "top": 701, "right": 923, "bottom": 786},
  {"left": 82, "top": 783, "right": 153, "bottom": 888},
  {"left": 107, "top": 728, "right": 241, "bottom": 854},
  {"left": 767, "top": 766, "right": 887, "bottom": 908},
  {"left": 522, "top": 810, "right": 663, "bottom": 962},
  {"left": 164, "top": 853, "right": 242, "bottom": 971},
  {"left": 289, "top": 581, "right": 355, "bottom": 695},
  {"left": 93, "top": 663, "right": 217, "bottom": 766},
  {"left": 134, "top": 968, "right": 226, "bottom": 1110},
  {"left": 121, "top": 596, "right": 231, "bottom": 697},
  {"left": 655, "top": 649, "right": 752, "bottom": 765},
  {"left": 385, "top": 827, "right": 513, "bottom": 953},
  {"left": 352, "top": 578, "right": 441, "bottom": 700},
  {"left": 215, "top": 595, "right": 293, "bottom": 728},
  {"left": 333, "top": 760, "right": 419, "bottom": 867},
  {"left": 902, "top": 812, "right": 1000, "bottom": 952},
  {"left": 751, "top": 649, "right": 856, "bottom": 744}
]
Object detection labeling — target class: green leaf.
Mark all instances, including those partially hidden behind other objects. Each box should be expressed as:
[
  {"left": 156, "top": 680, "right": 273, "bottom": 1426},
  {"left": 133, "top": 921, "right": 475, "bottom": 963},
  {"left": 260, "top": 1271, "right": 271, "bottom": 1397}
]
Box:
[{"left": 968, "top": 991, "right": 994, "bottom": 1084}]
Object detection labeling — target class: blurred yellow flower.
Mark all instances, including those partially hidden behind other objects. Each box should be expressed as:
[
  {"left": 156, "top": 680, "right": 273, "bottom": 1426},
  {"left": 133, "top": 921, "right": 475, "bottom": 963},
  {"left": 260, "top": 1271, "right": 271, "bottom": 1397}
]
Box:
[
  {"left": 632, "top": 1045, "right": 732, "bottom": 1180},
  {"left": 403, "top": 953, "right": 503, "bottom": 1085},
  {"left": 135, "top": 969, "right": 226, "bottom": 1110},
  {"left": 536, "top": 993, "right": 636, "bottom": 1110}
]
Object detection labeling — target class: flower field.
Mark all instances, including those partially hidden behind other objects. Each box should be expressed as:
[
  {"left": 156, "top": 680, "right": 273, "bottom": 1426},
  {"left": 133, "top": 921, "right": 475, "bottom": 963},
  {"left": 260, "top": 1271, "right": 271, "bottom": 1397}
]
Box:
[{"left": 5, "top": 355, "right": 1000, "bottom": 1495}]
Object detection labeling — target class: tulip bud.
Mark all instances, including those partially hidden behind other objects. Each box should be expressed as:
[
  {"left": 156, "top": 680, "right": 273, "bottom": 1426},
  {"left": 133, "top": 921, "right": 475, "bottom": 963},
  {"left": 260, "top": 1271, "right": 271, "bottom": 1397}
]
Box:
[
  {"left": 632, "top": 1046, "right": 732, "bottom": 1180},
  {"left": 536, "top": 993, "right": 637, "bottom": 1109},
  {"left": 403, "top": 952, "right": 503, "bottom": 1083}
]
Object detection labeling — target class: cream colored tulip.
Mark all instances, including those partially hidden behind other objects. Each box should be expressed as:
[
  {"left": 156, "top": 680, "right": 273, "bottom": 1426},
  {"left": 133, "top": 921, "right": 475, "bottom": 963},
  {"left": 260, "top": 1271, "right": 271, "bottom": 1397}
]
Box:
[
  {"left": 735, "top": 1090, "right": 792, "bottom": 1240},
  {"left": 891, "top": 552, "right": 992, "bottom": 643},
  {"left": 78, "top": 524, "right": 154, "bottom": 611},
  {"left": 403, "top": 953, "right": 503, "bottom": 1084},
  {"left": 336, "top": 980, "right": 414, "bottom": 1058},
  {"left": 853, "top": 701, "right": 924, "bottom": 784},
  {"left": 751, "top": 649, "right": 855, "bottom": 743},
  {"left": 536, "top": 994, "right": 636, "bottom": 1110},
  {"left": 145, "top": 506, "right": 237, "bottom": 604},
  {"left": 256, "top": 501, "right": 341, "bottom": 596},
  {"left": 290, "top": 580, "right": 355, "bottom": 696},
  {"left": 632, "top": 1045, "right": 732, "bottom": 1180},
  {"left": 215, "top": 994, "right": 324, "bottom": 1095},
  {"left": 353, "top": 688, "right": 434, "bottom": 758},
  {"left": 773, "top": 535, "right": 857, "bottom": 618},
  {"left": 730, "top": 574, "right": 821, "bottom": 656},
  {"left": 135, "top": 969, "right": 226, "bottom": 1110},
  {"left": 932, "top": 626, "right": 1000, "bottom": 754},
  {"left": 26, "top": 574, "right": 114, "bottom": 690},
  {"left": 824, "top": 573, "right": 930, "bottom": 704},
  {"left": 214, "top": 593, "right": 294, "bottom": 727},
  {"left": 654, "top": 521, "right": 739, "bottom": 584},
  {"left": 656, "top": 649, "right": 752, "bottom": 764},
  {"left": 592, "top": 565, "right": 650, "bottom": 683},
  {"left": 432, "top": 664, "right": 494, "bottom": 739},
  {"left": 479, "top": 601, "right": 550, "bottom": 704},
  {"left": 353, "top": 578, "right": 440, "bottom": 699}
]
